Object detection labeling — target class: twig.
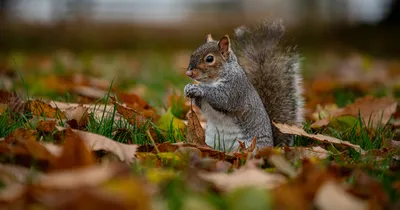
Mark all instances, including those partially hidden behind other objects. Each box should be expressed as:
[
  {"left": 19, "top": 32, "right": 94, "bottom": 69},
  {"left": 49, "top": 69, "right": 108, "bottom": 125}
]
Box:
[{"left": 146, "top": 129, "right": 159, "bottom": 154}]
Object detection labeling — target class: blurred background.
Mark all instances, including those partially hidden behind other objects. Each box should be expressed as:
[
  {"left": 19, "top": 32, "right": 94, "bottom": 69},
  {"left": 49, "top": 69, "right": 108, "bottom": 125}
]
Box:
[
  {"left": 1, "top": 0, "right": 400, "bottom": 108},
  {"left": 1, "top": 0, "right": 399, "bottom": 53}
]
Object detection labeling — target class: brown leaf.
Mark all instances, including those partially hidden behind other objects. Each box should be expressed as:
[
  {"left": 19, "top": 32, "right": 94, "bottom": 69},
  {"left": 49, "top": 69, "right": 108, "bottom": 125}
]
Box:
[
  {"left": 36, "top": 120, "right": 57, "bottom": 133},
  {"left": 73, "top": 129, "right": 138, "bottom": 163},
  {"left": 312, "top": 96, "right": 398, "bottom": 129},
  {"left": 8, "top": 91, "right": 26, "bottom": 114},
  {"left": 50, "top": 128, "right": 96, "bottom": 171},
  {"left": 246, "top": 136, "right": 257, "bottom": 152},
  {"left": 199, "top": 164, "right": 286, "bottom": 192},
  {"left": 36, "top": 175, "right": 150, "bottom": 210},
  {"left": 72, "top": 86, "right": 108, "bottom": 100},
  {"left": 314, "top": 181, "right": 368, "bottom": 210},
  {"left": 2, "top": 128, "right": 57, "bottom": 168},
  {"left": 274, "top": 122, "right": 365, "bottom": 154},
  {"left": 114, "top": 101, "right": 149, "bottom": 126},
  {"left": 0, "top": 90, "right": 25, "bottom": 115},
  {"left": 117, "top": 92, "right": 158, "bottom": 120},
  {"left": 65, "top": 104, "right": 90, "bottom": 129},
  {"left": 0, "top": 89, "right": 11, "bottom": 103},
  {"left": 27, "top": 100, "right": 66, "bottom": 119},
  {"left": 272, "top": 160, "right": 345, "bottom": 210},
  {"left": 186, "top": 106, "right": 206, "bottom": 146},
  {"left": 285, "top": 146, "right": 332, "bottom": 160},
  {"left": 268, "top": 154, "right": 298, "bottom": 178},
  {"left": 37, "top": 163, "right": 126, "bottom": 190},
  {"left": 0, "top": 163, "right": 31, "bottom": 202}
]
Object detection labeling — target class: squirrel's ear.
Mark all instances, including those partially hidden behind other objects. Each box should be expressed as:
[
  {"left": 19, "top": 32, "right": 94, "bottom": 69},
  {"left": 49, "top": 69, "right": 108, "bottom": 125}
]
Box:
[
  {"left": 204, "top": 34, "right": 214, "bottom": 43},
  {"left": 218, "top": 35, "right": 231, "bottom": 58}
]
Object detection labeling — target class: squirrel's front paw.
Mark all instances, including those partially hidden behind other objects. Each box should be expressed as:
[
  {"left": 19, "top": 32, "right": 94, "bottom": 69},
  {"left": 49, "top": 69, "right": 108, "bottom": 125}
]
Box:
[{"left": 184, "top": 84, "right": 203, "bottom": 98}]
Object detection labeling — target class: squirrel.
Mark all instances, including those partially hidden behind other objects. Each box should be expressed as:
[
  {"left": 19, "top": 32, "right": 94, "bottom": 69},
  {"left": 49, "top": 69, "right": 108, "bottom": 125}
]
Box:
[{"left": 184, "top": 20, "right": 304, "bottom": 150}]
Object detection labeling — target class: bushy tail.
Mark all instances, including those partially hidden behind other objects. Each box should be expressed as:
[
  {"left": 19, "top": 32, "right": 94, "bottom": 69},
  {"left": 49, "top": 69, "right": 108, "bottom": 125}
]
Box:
[{"left": 232, "top": 20, "right": 304, "bottom": 146}]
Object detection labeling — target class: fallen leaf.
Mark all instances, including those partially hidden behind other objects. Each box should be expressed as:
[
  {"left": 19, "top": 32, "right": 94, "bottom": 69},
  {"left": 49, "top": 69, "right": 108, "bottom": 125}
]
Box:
[
  {"left": 2, "top": 128, "right": 57, "bottom": 168},
  {"left": 0, "top": 164, "right": 32, "bottom": 202},
  {"left": 312, "top": 96, "right": 398, "bottom": 129},
  {"left": 27, "top": 100, "right": 66, "bottom": 119},
  {"left": 117, "top": 92, "right": 158, "bottom": 120},
  {"left": 272, "top": 160, "right": 345, "bottom": 210},
  {"left": 73, "top": 129, "right": 138, "bottom": 163},
  {"left": 268, "top": 154, "right": 298, "bottom": 178},
  {"left": 72, "top": 86, "right": 108, "bottom": 99},
  {"left": 199, "top": 166, "right": 286, "bottom": 192},
  {"left": 274, "top": 123, "right": 365, "bottom": 154},
  {"left": 186, "top": 106, "right": 206, "bottom": 145},
  {"left": 314, "top": 181, "right": 368, "bottom": 210},
  {"left": 36, "top": 120, "right": 57, "bottom": 133},
  {"left": 50, "top": 128, "right": 96, "bottom": 171},
  {"left": 65, "top": 104, "right": 90, "bottom": 129},
  {"left": 37, "top": 163, "right": 125, "bottom": 190},
  {"left": 246, "top": 136, "right": 257, "bottom": 153},
  {"left": 7, "top": 91, "right": 26, "bottom": 114},
  {"left": 0, "top": 183, "right": 25, "bottom": 203},
  {"left": 114, "top": 101, "right": 149, "bottom": 126},
  {"left": 285, "top": 146, "right": 332, "bottom": 160}
]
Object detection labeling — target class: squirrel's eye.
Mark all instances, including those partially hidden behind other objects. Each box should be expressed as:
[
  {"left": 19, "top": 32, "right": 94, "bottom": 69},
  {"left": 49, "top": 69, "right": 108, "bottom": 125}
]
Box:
[{"left": 205, "top": 55, "right": 214, "bottom": 64}]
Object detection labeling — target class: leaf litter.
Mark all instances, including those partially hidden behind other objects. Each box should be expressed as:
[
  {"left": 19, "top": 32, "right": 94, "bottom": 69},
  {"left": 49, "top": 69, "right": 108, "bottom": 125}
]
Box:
[{"left": 0, "top": 62, "right": 400, "bottom": 210}]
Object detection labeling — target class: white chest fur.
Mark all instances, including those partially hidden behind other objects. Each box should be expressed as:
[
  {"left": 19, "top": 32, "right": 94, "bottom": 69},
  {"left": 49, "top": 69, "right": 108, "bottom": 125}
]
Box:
[{"left": 201, "top": 101, "right": 243, "bottom": 151}]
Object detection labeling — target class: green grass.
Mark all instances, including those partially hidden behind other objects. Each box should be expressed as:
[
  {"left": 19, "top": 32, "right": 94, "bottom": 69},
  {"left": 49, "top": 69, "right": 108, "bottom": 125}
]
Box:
[{"left": 0, "top": 109, "right": 28, "bottom": 138}]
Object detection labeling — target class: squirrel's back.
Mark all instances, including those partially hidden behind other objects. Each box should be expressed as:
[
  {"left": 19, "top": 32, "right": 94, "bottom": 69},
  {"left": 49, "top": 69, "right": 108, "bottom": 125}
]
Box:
[{"left": 232, "top": 20, "right": 304, "bottom": 146}]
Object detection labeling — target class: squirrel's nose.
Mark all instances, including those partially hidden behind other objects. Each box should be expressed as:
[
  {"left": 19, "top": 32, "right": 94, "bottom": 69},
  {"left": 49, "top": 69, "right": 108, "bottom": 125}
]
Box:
[{"left": 186, "top": 70, "right": 193, "bottom": 77}]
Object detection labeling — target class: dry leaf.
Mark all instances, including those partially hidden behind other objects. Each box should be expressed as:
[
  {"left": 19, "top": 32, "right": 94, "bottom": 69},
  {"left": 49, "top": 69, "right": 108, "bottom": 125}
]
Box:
[
  {"left": 117, "top": 92, "right": 158, "bottom": 119},
  {"left": 114, "top": 102, "right": 149, "bottom": 126},
  {"left": 72, "top": 86, "right": 108, "bottom": 99},
  {"left": 285, "top": 146, "right": 332, "bottom": 160},
  {"left": 186, "top": 106, "right": 206, "bottom": 146},
  {"left": 41, "top": 142, "right": 63, "bottom": 157},
  {"left": 314, "top": 181, "right": 368, "bottom": 210},
  {"left": 272, "top": 160, "right": 345, "bottom": 210},
  {"left": 50, "top": 128, "right": 96, "bottom": 171},
  {"left": 73, "top": 129, "right": 138, "bottom": 163},
  {"left": 2, "top": 128, "right": 57, "bottom": 167},
  {"left": 36, "top": 120, "right": 57, "bottom": 133},
  {"left": 268, "top": 154, "right": 298, "bottom": 178},
  {"left": 0, "top": 163, "right": 32, "bottom": 202},
  {"left": 37, "top": 163, "right": 124, "bottom": 190},
  {"left": 27, "top": 100, "right": 66, "bottom": 119},
  {"left": 7, "top": 91, "right": 26, "bottom": 114},
  {"left": 274, "top": 123, "right": 365, "bottom": 154},
  {"left": 312, "top": 96, "right": 398, "bottom": 129},
  {"left": 246, "top": 136, "right": 257, "bottom": 153},
  {"left": 65, "top": 104, "right": 90, "bottom": 129},
  {"left": 199, "top": 166, "right": 286, "bottom": 192}
]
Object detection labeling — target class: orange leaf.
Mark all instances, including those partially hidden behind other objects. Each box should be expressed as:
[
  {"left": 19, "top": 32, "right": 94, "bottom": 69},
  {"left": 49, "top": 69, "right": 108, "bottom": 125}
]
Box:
[
  {"left": 50, "top": 128, "right": 96, "bottom": 171},
  {"left": 36, "top": 120, "right": 57, "bottom": 133},
  {"left": 114, "top": 102, "right": 149, "bottom": 126},
  {"left": 27, "top": 100, "right": 66, "bottom": 119},
  {"left": 2, "top": 128, "right": 57, "bottom": 168}
]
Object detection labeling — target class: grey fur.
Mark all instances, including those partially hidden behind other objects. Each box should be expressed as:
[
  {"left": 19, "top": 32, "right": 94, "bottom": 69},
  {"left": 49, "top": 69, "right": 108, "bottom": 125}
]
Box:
[
  {"left": 232, "top": 20, "right": 304, "bottom": 146},
  {"left": 184, "top": 20, "right": 303, "bottom": 149},
  {"left": 184, "top": 51, "right": 273, "bottom": 149}
]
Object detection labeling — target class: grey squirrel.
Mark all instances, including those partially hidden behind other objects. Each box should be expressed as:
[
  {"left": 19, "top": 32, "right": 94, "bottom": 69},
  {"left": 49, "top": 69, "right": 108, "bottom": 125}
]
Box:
[{"left": 184, "top": 20, "right": 304, "bottom": 150}]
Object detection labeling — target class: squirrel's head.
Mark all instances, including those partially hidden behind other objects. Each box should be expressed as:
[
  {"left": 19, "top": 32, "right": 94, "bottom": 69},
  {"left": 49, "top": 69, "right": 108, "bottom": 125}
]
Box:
[{"left": 186, "top": 34, "right": 232, "bottom": 83}]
